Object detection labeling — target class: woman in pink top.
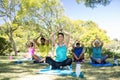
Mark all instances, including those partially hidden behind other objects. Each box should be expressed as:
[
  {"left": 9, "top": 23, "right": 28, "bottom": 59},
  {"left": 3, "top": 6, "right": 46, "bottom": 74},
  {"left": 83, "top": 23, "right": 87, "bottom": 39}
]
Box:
[{"left": 24, "top": 42, "right": 35, "bottom": 59}]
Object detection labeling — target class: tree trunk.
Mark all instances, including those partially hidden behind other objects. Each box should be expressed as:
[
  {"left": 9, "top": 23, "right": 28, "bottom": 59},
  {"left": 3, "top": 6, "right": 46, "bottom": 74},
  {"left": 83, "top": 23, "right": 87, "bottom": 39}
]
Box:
[
  {"left": 10, "top": 37, "right": 17, "bottom": 56},
  {"left": 9, "top": 23, "right": 17, "bottom": 56}
]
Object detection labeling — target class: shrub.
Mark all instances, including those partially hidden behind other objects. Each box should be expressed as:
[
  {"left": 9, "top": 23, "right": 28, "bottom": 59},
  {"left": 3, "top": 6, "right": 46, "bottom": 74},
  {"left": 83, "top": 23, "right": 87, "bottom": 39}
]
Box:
[{"left": 0, "top": 37, "right": 12, "bottom": 56}]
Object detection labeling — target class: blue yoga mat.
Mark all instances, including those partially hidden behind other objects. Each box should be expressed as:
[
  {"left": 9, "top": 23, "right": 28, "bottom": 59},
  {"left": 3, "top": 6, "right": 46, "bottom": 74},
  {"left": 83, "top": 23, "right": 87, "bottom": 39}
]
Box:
[
  {"left": 90, "top": 62, "right": 113, "bottom": 67},
  {"left": 14, "top": 58, "right": 33, "bottom": 64},
  {"left": 37, "top": 66, "right": 84, "bottom": 78},
  {"left": 37, "top": 66, "right": 73, "bottom": 76}
]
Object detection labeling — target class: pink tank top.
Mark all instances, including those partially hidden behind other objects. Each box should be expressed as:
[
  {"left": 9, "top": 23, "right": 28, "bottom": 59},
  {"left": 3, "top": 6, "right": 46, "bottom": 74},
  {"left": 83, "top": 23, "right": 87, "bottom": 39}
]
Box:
[{"left": 28, "top": 47, "right": 34, "bottom": 56}]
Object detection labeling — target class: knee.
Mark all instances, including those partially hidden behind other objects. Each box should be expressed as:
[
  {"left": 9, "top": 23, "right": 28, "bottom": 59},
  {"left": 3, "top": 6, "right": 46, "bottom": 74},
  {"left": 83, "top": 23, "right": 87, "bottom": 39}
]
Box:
[
  {"left": 32, "top": 55, "right": 36, "bottom": 58},
  {"left": 46, "top": 57, "right": 50, "bottom": 60},
  {"left": 90, "top": 57, "right": 93, "bottom": 60},
  {"left": 97, "top": 59, "right": 102, "bottom": 62},
  {"left": 68, "top": 58, "right": 72, "bottom": 63}
]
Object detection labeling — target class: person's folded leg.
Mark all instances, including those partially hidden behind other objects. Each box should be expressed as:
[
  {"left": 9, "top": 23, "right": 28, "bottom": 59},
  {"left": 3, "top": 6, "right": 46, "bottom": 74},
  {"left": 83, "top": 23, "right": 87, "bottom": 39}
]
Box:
[
  {"left": 78, "top": 54, "right": 84, "bottom": 62},
  {"left": 46, "top": 57, "right": 61, "bottom": 69},
  {"left": 46, "top": 57, "right": 72, "bottom": 69},
  {"left": 60, "top": 58, "right": 72, "bottom": 66},
  {"left": 101, "top": 55, "right": 108, "bottom": 64},
  {"left": 91, "top": 57, "right": 101, "bottom": 64},
  {"left": 79, "top": 58, "right": 84, "bottom": 62},
  {"left": 33, "top": 54, "right": 40, "bottom": 61}
]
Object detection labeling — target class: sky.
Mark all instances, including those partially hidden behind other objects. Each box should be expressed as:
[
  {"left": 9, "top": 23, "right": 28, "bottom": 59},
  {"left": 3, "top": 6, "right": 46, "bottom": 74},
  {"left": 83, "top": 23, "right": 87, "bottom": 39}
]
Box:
[{"left": 60, "top": 0, "right": 120, "bottom": 40}]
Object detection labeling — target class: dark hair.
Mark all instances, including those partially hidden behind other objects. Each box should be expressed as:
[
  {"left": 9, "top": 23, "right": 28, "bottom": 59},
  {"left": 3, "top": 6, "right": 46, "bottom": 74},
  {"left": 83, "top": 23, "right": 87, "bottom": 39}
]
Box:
[
  {"left": 40, "top": 37, "right": 45, "bottom": 41},
  {"left": 76, "top": 42, "right": 80, "bottom": 46},
  {"left": 30, "top": 42, "right": 34, "bottom": 47},
  {"left": 58, "top": 32, "right": 64, "bottom": 38},
  {"left": 26, "top": 41, "right": 33, "bottom": 47}
]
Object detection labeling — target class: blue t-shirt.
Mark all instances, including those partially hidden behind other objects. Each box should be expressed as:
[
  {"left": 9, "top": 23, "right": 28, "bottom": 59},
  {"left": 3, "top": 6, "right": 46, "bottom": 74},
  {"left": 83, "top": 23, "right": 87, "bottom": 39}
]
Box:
[
  {"left": 92, "top": 47, "right": 102, "bottom": 58},
  {"left": 55, "top": 44, "right": 67, "bottom": 62},
  {"left": 73, "top": 47, "right": 83, "bottom": 58}
]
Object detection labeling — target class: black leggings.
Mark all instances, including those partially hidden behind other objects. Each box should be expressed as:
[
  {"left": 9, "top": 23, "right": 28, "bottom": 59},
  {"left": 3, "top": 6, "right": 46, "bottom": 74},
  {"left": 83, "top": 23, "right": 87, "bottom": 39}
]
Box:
[{"left": 46, "top": 57, "right": 72, "bottom": 69}]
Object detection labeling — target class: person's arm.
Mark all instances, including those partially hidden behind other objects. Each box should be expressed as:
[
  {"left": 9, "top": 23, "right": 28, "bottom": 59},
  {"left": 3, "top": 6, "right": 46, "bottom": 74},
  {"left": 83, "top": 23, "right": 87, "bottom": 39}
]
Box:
[
  {"left": 100, "top": 41, "right": 103, "bottom": 47},
  {"left": 72, "top": 40, "right": 78, "bottom": 48},
  {"left": 79, "top": 52, "right": 84, "bottom": 59},
  {"left": 33, "top": 33, "right": 42, "bottom": 46},
  {"left": 63, "top": 30, "right": 70, "bottom": 48},
  {"left": 97, "top": 38, "right": 104, "bottom": 47},
  {"left": 26, "top": 40, "right": 29, "bottom": 46},
  {"left": 96, "top": 35, "right": 104, "bottom": 47},
  {"left": 79, "top": 47, "right": 85, "bottom": 59},
  {"left": 91, "top": 39, "right": 95, "bottom": 47},
  {"left": 72, "top": 52, "right": 79, "bottom": 60},
  {"left": 50, "top": 29, "right": 59, "bottom": 46}
]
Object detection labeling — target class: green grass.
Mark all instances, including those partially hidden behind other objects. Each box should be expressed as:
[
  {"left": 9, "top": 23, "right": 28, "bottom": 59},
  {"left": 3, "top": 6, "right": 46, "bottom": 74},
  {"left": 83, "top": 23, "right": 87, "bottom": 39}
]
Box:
[{"left": 0, "top": 56, "right": 120, "bottom": 80}]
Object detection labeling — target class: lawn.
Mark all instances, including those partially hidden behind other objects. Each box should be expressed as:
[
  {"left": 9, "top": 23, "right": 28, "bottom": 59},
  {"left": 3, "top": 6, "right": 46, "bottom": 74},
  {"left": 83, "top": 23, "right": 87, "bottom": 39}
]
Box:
[{"left": 0, "top": 56, "right": 120, "bottom": 80}]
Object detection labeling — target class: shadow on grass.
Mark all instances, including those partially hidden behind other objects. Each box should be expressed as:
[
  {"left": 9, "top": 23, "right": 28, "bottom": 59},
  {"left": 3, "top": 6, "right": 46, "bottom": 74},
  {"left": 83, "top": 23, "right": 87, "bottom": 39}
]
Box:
[
  {"left": 54, "top": 76, "right": 86, "bottom": 80},
  {"left": 0, "top": 61, "right": 47, "bottom": 72},
  {"left": 0, "top": 56, "right": 120, "bottom": 80},
  {"left": 0, "top": 58, "right": 48, "bottom": 80},
  {"left": 70, "top": 61, "right": 120, "bottom": 80}
]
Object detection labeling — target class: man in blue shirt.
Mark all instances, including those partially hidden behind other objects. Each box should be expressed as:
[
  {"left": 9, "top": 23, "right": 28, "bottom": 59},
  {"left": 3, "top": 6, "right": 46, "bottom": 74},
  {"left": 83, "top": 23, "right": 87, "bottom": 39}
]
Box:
[
  {"left": 91, "top": 36, "right": 108, "bottom": 64},
  {"left": 72, "top": 41, "right": 84, "bottom": 62}
]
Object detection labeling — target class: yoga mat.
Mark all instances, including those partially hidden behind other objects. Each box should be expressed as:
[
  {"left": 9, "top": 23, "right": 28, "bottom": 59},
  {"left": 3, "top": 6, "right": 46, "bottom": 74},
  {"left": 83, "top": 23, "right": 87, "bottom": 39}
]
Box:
[
  {"left": 37, "top": 66, "right": 73, "bottom": 76},
  {"left": 90, "top": 62, "right": 113, "bottom": 67},
  {"left": 14, "top": 58, "right": 33, "bottom": 64}
]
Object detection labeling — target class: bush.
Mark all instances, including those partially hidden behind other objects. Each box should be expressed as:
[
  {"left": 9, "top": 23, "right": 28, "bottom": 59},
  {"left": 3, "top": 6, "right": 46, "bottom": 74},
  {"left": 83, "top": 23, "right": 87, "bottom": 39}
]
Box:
[
  {"left": 102, "top": 49, "right": 114, "bottom": 58},
  {"left": 0, "top": 37, "right": 12, "bottom": 56},
  {"left": 85, "top": 47, "right": 92, "bottom": 58}
]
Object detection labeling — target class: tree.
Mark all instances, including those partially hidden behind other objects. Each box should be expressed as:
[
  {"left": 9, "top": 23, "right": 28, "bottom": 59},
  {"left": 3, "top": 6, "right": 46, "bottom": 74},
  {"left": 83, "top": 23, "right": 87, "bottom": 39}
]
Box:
[
  {"left": 0, "top": 0, "right": 112, "bottom": 56},
  {"left": 69, "top": 20, "right": 110, "bottom": 46},
  {"left": 18, "top": 0, "right": 64, "bottom": 36},
  {"left": 0, "top": 0, "right": 21, "bottom": 55},
  {"left": 76, "top": 0, "right": 112, "bottom": 8}
]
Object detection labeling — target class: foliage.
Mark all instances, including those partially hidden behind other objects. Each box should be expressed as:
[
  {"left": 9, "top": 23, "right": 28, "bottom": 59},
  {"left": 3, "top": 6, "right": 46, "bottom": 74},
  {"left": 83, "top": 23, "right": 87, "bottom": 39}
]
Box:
[
  {"left": 102, "top": 48, "right": 114, "bottom": 58},
  {"left": 0, "top": 37, "right": 12, "bottom": 55},
  {"left": 104, "top": 39, "right": 120, "bottom": 58},
  {"left": 0, "top": 0, "right": 21, "bottom": 55},
  {"left": 17, "top": 0, "right": 64, "bottom": 36},
  {"left": 0, "top": 0, "right": 116, "bottom": 57},
  {"left": 69, "top": 20, "right": 110, "bottom": 47},
  {"left": 76, "top": 0, "right": 112, "bottom": 8},
  {"left": 0, "top": 57, "right": 120, "bottom": 80}
]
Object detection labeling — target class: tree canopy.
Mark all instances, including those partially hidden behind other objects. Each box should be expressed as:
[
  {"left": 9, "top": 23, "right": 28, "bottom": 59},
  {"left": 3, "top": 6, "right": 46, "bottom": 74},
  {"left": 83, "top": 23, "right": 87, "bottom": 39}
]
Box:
[
  {"left": 76, "top": 0, "right": 112, "bottom": 8},
  {"left": 0, "top": 0, "right": 115, "bottom": 56}
]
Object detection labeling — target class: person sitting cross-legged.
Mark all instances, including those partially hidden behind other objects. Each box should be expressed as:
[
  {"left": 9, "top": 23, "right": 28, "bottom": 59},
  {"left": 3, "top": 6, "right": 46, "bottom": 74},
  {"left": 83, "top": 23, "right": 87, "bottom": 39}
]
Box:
[
  {"left": 33, "top": 33, "right": 51, "bottom": 63},
  {"left": 45, "top": 28, "right": 72, "bottom": 69},
  {"left": 90, "top": 36, "right": 108, "bottom": 64},
  {"left": 72, "top": 41, "right": 85, "bottom": 62},
  {"left": 23, "top": 41, "right": 35, "bottom": 59}
]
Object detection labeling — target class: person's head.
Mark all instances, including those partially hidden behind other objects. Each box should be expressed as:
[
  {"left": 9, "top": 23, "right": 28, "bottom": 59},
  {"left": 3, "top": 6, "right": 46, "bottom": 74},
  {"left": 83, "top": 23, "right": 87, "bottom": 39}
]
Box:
[
  {"left": 29, "top": 42, "right": 34, "bottom": 47},
  {"left": 76, "top": 42, "right": 80, "bottom": 48},
  {"left": 94, "top": 41, "right": 100, "bottom": 47},
  {"left": 40, "top": 37, "right": 46, "bottom": 45},
  {"left": 57, "top": 32, "right": 64, "bottom": 42}
]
